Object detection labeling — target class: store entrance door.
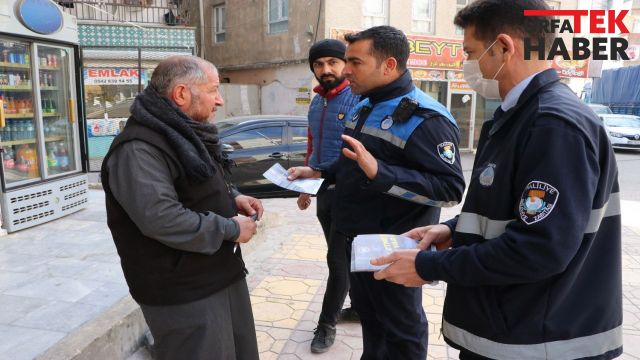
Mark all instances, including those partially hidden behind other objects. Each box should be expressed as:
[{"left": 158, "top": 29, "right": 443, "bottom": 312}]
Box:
[{"left": 447, "top": 89, "right": 476, "bottom": 150}]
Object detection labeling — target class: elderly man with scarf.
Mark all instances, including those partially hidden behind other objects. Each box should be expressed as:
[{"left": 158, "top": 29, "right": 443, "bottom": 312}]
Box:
[{"left": 102, "top": 55, "right": 262, "bottom": 360}]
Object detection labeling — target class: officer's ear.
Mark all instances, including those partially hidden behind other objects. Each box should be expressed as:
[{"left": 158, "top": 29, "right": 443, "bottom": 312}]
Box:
[
  {"left": 495, "top": 33, "right": 516, "bottom": 62},
  {"left": 382, "top": 57, "right": 398, "bottom": 76}
]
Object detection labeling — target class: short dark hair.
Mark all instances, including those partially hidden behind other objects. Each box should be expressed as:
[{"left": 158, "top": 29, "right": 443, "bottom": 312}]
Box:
[
  {"left": 454, "top": 0, "right": 556, "bottom": 53},
  {"left": 344, "top": 26, "right": 409, "bottom": 72}
]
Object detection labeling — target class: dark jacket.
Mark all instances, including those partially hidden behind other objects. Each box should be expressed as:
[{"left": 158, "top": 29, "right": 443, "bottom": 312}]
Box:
[
  {"left": 102, "top": 118, "right": 246, "bottom": 306},
  {"left": 416, "top": 69, "right": 623, "bottom": 359},
  {"left": 306, "top": 79, "right": 360, "bottom": 170},
  {"left": 325, "top": 71, "right": 465, "bottom": 236}
]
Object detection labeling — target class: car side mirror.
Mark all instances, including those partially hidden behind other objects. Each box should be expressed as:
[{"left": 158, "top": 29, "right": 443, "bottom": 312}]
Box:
[{"left": 222, "top": 143, "right": 234, "bottom": 154}]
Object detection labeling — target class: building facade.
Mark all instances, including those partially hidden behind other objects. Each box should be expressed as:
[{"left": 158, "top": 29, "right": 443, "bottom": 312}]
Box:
[
  {"left": 59, "top": 0, "right": 198, "bottom": 170},
  {"left": 206, "top": 0, "right": 584, "bottom": 151}
]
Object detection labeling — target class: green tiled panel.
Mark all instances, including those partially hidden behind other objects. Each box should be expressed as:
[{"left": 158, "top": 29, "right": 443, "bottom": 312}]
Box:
[{"left": 79, "top": 25, "right": 195, "bottom": 47}]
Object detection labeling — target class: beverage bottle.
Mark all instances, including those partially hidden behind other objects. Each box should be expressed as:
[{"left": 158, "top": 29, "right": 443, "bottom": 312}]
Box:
[
  {"left": 3, "top": 147, "right": 15, "bottom": 169},
  {"left": 6, "top": 120, "right": 14, "bottom": 141},
  {"left": 2, "top": 50, "right": 8, "bottom": 63},
  {"left": 52, "top": 54, "right": 57, "bottom": 68},
  {"left": 16, "top": 144, "right": 27, "bottom": 173},
  {"left": 50, "top": 100, "right": 57, "bottom": 114},
  {"left": 48, "top": 74, "right": 54, "bottom": 87},
  {"left": 46, "top": 143, "right": 58, "bottom": 169},
  {"left": 24, "top": 144, "right": 38, "bottom": 177},
  {"left": 26, "top": 120, "right": 34, "bottom": 139},
  {"left": 56, "top": 142, "right": 69, "bottom": 171},
  {"left": 24, "top": 53, "right": 29, "bottom": 65}
]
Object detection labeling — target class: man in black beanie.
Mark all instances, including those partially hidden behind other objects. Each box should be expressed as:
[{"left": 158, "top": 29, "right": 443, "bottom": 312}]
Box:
[{"left": 297, "top": 38, "right": 360, "bottom": 353}]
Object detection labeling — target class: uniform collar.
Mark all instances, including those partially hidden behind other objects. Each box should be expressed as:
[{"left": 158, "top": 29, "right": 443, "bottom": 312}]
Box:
[
  {"left": 490, "top": 68, "right": 560, "bottom": 136},
  {"left": 314, "top": 79, "right": 350, "bottom": 100},
  {"left": 500, "top": 71, "right": 543, "bottom": 112},
  {"left": 362, "top": 70, "right": 413, "bottom": 105}
]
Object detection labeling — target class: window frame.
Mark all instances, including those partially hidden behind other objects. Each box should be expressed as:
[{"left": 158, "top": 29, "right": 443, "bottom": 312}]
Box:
[
  {"left": 454, "top": 0, "right": 469, "bottom": 36},
  {"left": 362, "top": 0, "right": 389, "bottom": 28},
  {"left": 411, "top": 0, "right": 436, "bottom": 34},
  {"left": 268, "top": 0, "right": 289, "bottom": 34},
  {"left": 212, "top": 4, "right": 225, "bottom": 44}
]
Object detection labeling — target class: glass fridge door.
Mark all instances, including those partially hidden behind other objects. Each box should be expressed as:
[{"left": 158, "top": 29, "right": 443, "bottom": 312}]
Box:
[
  {"left": 35, "top": 44, "right": 79, "bottom": 177},
  {"left": 0, "top": 38, "right": 41, "bottom": 188}
]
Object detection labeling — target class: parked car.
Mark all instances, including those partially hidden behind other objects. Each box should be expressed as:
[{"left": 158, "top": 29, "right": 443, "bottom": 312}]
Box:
[
  {"left": 588, "top": 103, "right": 613, "bottom": 115},
  {"left": 599, "top": 114, "right": 640, "bottom": 150},
  {"left": 217, "top": 115, "right": 308, "bottom": 198}
]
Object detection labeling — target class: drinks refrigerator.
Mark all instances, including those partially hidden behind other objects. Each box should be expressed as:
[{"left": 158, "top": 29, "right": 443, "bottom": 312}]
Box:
[{"left": 0, "top": 0, "right": 88, "bottom": 232}]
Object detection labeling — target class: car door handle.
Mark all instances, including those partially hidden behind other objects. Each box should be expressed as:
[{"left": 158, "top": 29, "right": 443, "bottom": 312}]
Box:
[{"left": 269, "top": 152, "right": 284, "bottom": 159}]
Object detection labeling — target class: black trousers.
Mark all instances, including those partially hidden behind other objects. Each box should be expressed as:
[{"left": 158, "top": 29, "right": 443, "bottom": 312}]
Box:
[
  {"left": 316, "top": 187, "right": 351, "bottom": 327},
  {"left": 139, "top": 278, "right": 259, "bottom": 360},
  {"left": 348, "top": 242, "right": 428, "bottom": 360}
]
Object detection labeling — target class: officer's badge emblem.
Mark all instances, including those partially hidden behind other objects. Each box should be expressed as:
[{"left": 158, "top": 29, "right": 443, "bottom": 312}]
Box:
[
  {"left": 338, "top": 113, "right": 345, "bottom": 121},
  {"left": 437, "top": 142, "right": 456, "bottom": 164},
  {"left": 519, "top": 181, "right": 559, "bottom": 225},
  {"left": 479, "top": 163, "right": 496, "bottom": 187},
  {"left": 381, "top": 115, "right": 394, "bottom": 130}
]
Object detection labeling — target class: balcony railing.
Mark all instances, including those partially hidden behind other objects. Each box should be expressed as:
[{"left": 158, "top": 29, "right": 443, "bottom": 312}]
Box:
[{"left": 58, "top": 0, "right": 191, "bottom": 26}]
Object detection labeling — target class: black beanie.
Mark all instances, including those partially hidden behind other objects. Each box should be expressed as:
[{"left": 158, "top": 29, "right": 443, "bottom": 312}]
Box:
[{"left": 308, "top": 39, "right": 346, "bottom": 71}]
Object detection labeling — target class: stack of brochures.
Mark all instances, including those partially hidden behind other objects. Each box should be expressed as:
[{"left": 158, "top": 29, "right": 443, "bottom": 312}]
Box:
[{"left": 350, "top": 234, "right": 439, "bottom": 285}]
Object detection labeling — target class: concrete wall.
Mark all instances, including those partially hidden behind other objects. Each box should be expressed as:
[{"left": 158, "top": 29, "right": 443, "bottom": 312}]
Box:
[
  {"left": 217, "top": 84, "right": 261, "bottom": 120},
  {"left": 204, "top": 0, "right": 322, "bottom": 69},
  {"left": 260, "top": 63, "right": 313, "bottom": 116}
]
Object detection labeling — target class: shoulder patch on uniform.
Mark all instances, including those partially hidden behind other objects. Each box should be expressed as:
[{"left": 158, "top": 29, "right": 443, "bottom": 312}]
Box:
[
  {"left": 479, "top": 163, "right": 496, "bottom": 187},
  {"left": 437, "top": 142, "right": 456, "bottom": 164},
  {"left": 519, "top": 181, "right": 559, "bottom": 225},
  {"left": 338, "top": 113, "right": 345, "bottom": 121}
]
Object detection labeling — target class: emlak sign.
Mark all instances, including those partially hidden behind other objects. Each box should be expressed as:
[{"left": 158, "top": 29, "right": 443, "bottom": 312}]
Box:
[
  {"left": 523, "top": 10, "right": 630, "bottom": 61},
  {"left": 84, "top": 68, "right": 146, "bottom": 85}
]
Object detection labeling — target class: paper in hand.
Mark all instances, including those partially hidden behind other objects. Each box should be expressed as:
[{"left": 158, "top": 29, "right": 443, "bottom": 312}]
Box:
[{"left": 262, "top": 163, "right": 324, "bottom": 195}]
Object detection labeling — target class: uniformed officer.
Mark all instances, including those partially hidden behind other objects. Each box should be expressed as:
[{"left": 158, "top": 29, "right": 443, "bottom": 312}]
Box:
[
  {"left": 373, "top": 1, "right": 623, "bottom": 359},
  {"left": 289, "top": 26, "right": 465, "bottom": 359}
]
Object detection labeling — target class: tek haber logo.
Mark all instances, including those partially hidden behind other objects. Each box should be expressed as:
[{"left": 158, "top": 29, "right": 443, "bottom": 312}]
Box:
[{"left": 523, "top": 9, "right": 630, "bottom": 61}]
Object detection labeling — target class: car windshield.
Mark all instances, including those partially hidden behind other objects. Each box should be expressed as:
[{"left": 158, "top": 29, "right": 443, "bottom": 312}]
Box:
[{"left": 604, "top": 116, "right": 640, "bottom": 128}]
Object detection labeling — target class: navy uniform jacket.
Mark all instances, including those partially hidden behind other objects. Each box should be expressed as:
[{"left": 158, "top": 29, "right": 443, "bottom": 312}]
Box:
[
  {"left": 416, "top": 69, "right": 623, "bottom": 359},
  {"left": 323, "top": 71, "right": 465, "bottom": 237}
]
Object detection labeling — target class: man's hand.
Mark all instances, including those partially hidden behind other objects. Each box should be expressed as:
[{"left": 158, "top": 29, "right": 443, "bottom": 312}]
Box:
[
  {"left": 235, "top": 195, "right": 263, "bottom": 221},
  {"left": 287, "top": 166, "right": 321, "bottom": 180},
  {"left": 371, "top": 249, "right": 427, "bottom": 287},
  {"left": 233, "top": 216, "right": 257, "bottom": 243},
  {"left": 341, "top": 135, "right": 378, "bottom": 180},
  {"left": 297, "top": 193, "right": 312, "bottom": 210},
  {"left": 403, "top": 224, "right": 453, "bottom": 251}
]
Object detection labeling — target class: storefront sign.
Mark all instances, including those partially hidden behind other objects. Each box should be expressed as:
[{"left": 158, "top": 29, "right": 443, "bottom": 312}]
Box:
[
  {"left": 331, "top": 28, "right": 464, "bottom": 71},
  {"left": 551, "top": 56, "right": 590, "bottom": 78},
  {"left": 16, "top": 0, "right": 63, "bottom": 35},
  {"left": 411, "top": 69, "right": 446, "bottom": 81},
  {"left": 84, "top": 68, "right": 146, "bottom": 85},
  {"left": 450, "top": 81, "right": 472, "bottom": 92}
]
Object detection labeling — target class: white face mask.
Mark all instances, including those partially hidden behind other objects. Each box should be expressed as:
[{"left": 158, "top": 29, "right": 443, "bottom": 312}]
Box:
[{"left": 463, "top": 39, "right": 506, "bottom": 99}]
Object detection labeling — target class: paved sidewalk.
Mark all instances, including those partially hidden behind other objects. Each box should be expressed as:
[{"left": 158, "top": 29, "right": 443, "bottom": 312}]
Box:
[{"left": 1, "top": 151, "right": 640, "bottom": 359}]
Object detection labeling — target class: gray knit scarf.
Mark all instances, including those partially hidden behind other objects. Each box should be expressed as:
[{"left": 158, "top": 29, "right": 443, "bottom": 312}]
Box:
[{"left": 129, "top": 85, "right": 223, "bottom": 182}]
